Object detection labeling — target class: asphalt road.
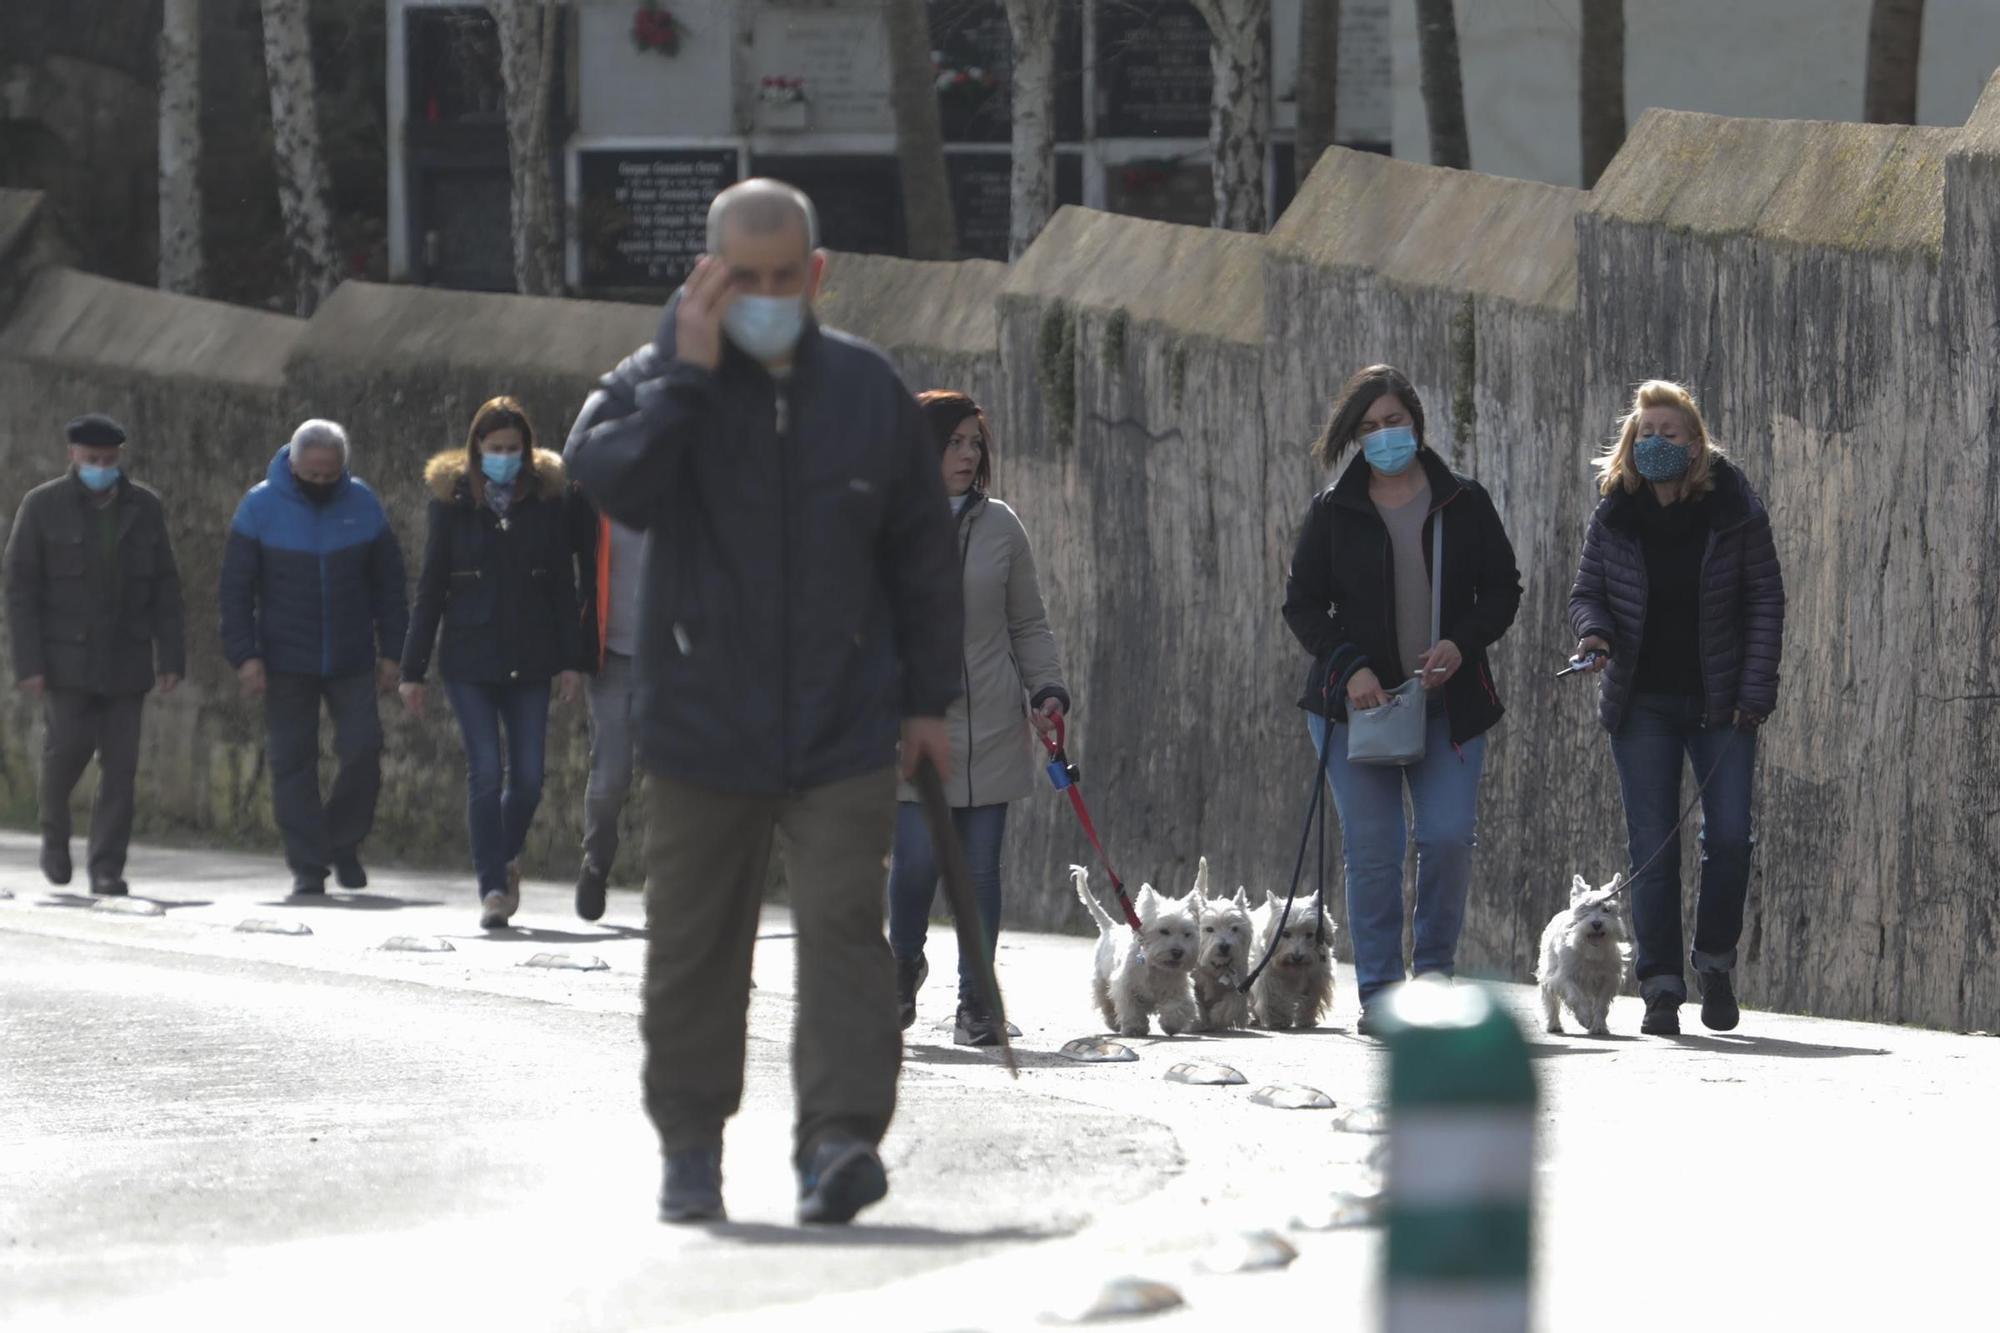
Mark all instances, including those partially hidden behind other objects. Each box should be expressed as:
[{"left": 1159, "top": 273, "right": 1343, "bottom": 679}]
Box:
[{"left": 3, "top": 831, "right": 1997, "bottom": 1331}]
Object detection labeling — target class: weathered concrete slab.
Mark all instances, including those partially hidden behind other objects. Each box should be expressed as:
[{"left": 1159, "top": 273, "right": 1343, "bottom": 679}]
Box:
[
  {"left": 1005, "top": 205, "right": 1265, "bottom": 346},
  {"left": 1587, "top": 108, "right": 1950, "bottom": 255},
  {"left": 0, "top": 267, "right": 300, "bottom": 387},
  {"left": 1271, "top": 146, "right": 1582, "bottom": 310}
]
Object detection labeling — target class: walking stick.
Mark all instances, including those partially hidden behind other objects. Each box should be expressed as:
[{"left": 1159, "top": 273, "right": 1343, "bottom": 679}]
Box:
[{"left": 912, "top": 757, "right": 1019, "bottom": 1079}]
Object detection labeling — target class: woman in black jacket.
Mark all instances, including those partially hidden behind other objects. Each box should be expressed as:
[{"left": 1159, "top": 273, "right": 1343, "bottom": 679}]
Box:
[
  {"left": 1568, "top": 379, "right": 1784, "bottom": 1036},
  {"left": 1282, "top": 365, "right": 1522, "bottom": 1033},
  {"left": 401, "top": 397, "right": 588, "bottom": 928}
]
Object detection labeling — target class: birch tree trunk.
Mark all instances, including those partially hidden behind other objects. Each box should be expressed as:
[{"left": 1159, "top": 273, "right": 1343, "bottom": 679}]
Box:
[
  {"left": 158, "top": 0, "right": 205, "bottom": 294},
  {"left": 1864, "top": 0, "right": 1926, "bottom": 125},
  {"left": 886, "top": 0, "right": 956, "bottom": 259},
  {"left": 1295, "top": 0, "right": 1340, "bottom": 182},
  {"left": 258, "top": 0, "right": 341, "bottom": 315},
  {"left": 1414, "top": 0, "right": 1469, "bottom": 170},
  {"left": 1578, "top": 0, "right": 1625, "bottom": 187},
  {"left": 1003, "top": 0, "right": 1058, "bottom": 259},
  {"left": 1192, "top": 0, "right": 1270, "bottom": 233},
  {"left": 491, "top": 0, "right": 562, "bottom": 295}
]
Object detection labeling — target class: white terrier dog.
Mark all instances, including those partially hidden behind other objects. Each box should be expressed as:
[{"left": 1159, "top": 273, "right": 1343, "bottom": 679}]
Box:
[
  {"left": 1188, "top": 857, "right": 1254, "bottom": 1032},
  {"left": 1537, "top": 875, "right": 1632, "bottom": 1036},
  {"left": 1073, "top": 865, "right": 1199, "bottom": 1038},
  {"left": 1247, "top": 888, "right": 1335, "bottom": 1030}
]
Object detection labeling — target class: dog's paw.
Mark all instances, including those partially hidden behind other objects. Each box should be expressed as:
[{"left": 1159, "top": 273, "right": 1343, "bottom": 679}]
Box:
[
  {"left": 1545, "top": 1019, "right": 1564, "bottom": 1034},
  {"left": 1586, "top": 1023, "right": 1610, "bottom": 1036}
]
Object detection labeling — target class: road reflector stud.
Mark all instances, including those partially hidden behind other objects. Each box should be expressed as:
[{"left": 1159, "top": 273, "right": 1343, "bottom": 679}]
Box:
[
  {"left": 93, "top": 897, "right": 165, "bottom": 917},
  {"left": 1333, "top": 1104, "right": 1390, "bottom": 1134},
  {"left": 235, "top": 918, "right": 312, "bottom": 936},
  {"left": 1198, "top": 1229, "right": 1298, "bottom": 1273},
  {"left": 1040, "top": 1275, "right": 1185, "bottom": 1323},
  {"left": 1249, "top": 1082, "right": 1335, "bottom": 1110},
  {"left": 521, "top": 951, "right": 610, "bottom": 971},
  {"left": 1059, "top": 1037, "right": 1137, "bottom": 1063},
  {"left": 1165, "top": 1060, "right": 1245, "bottom": 1085},
  {"left": 380, "top": 935, "right": 455, "bottom": 953},
  {"left": 1293, "top": 1182, "right": 1388, "bottom": 1232},
  {"left": 1379, "top": 978, "right": 1536, "bottom": 1333}
]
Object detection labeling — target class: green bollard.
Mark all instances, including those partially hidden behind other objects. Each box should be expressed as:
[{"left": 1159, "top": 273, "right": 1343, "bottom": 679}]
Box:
[{"left": 1378, "top": 978, "right": 1537, "bottom": 1333}]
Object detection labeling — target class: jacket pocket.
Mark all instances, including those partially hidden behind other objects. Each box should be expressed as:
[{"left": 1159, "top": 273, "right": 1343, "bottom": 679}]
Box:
[{"left": 444, "top": 569, "right": 493, "bottom": 625}]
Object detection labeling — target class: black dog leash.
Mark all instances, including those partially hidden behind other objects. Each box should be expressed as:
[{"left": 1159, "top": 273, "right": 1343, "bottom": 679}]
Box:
[{"left": 1239, "top": 689, "right": 1338, "bottom": 995}]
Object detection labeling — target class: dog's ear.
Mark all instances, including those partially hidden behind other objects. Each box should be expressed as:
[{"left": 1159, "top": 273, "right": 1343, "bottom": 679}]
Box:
[
  {"left": 1606, "top": 872, "right": 1625, "bottom": 896},
  {"left": 1233, "top": 886, "right": 1249, "bottom": 910},
  {"left": 1135, "top": 884, "right": 1160, "bottom": 918},
  {"left": 1570, "top": 874, "right": 1591, "bottom": 904},
  {"left": 1194, "top": 855, "right": 1211, "bottom": 897}
]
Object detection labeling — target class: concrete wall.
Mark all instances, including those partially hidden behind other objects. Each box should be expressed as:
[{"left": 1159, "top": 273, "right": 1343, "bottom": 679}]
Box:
[{"left": 4, "top": 76, "right": 1999, "bottom": 1027}]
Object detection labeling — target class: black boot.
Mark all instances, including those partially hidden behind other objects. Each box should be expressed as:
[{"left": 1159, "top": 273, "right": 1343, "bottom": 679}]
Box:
[
  {"left": 1640, "top": 992, "right": 1682, "bottom": 1036},
  {"left": 954, "top": 998, "right": 1002, "bottom": 1047},
  {"left": 659, "top": 1146, "right": 725, "bottom": 1223},
  {"left": 331, "top": 849, "right": 367, "bottom": 890},
  {"left": 41, "top": 839, "right": 71, "bottom": 887},
  {"left": 575, "top": 858, "right": 609, "bottom": 922},
  {"left": 895, "top": 954, "right": 927, "bottom": 1031},
  {"left": 1698, "top": 970, "right": 1740, "bottom": 1032}
]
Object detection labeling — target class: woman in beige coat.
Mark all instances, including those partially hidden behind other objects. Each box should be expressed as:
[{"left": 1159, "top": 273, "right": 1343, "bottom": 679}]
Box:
[{"left": 890, "top": 390, "right": 1070, "bottom": 1046}]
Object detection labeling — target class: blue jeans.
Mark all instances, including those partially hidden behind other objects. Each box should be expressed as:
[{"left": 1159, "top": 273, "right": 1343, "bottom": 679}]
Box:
[
  {"left": 444, "top": 679, "right": 551, "bottom": 898},
  {"left": 1307, "top": 711, "right": 1487, "bottom": 1008},
  {"left": 885, "top": 801, "right": 1007, "bottom": 1003},
  {"left": 1609, "top": 692, "right": 1758, "bottom": 1001}
]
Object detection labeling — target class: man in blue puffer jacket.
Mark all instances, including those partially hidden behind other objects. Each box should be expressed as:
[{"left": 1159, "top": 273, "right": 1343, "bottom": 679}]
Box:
[{"left": 219, "top": 420, "right": 409, "bottom": 896}]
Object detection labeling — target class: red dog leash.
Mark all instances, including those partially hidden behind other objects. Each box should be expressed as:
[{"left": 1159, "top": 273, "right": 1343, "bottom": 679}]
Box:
[{"left": 1040, "top": 713, "right": 1144, "bottom": 931}]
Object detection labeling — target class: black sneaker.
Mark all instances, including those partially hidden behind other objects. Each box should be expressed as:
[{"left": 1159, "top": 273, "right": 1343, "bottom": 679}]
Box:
[
  {"left": 40, "top": 840, "right": 71, "bottom": 887},
  {"left": 895, "top": 954, "right": 928, "bottom": 1031},
  {"left": 290, "top": 876, "right": 326, "bottom": 898},
  {"left": 659, "top": 1146, "right": 725, "bottom": 1223},
  {"left": 1698, "top": 970, "right": 1740, "bottom": 1032},
  {"left": 954, "top": 1000, "right": 1002, "bottom": 1047},
  {"left": 575, "top": 858, "right": 609, "bottom": 922},
  {"left": 797, "top": 1138, "right": 888, "bottom": 1225},
  {"left": 331, "top": 850, "right": 367, "bottom": 890},
  {"left": 1640, "top": 993, "right": 1682, "bottom": 1036},
  {"left": 1354, "top": 1006, "right": 1383, "bottom": 1038},
  {"left": 89, "top": 876, "right": 128, "bottom": 897}
]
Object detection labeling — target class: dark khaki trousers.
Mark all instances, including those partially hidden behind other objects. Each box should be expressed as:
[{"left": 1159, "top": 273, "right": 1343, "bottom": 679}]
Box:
[
  {"left": 639, "top": 766, "right": 899, "bottom": 1165},
  {"left": 40, "top": 689, "right": 146, "bottom": 882}
]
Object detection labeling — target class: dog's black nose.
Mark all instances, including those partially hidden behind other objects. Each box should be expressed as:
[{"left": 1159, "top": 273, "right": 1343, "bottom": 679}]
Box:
[{"left": 1214, "top": 941, "right": 1231, "bottom": 956}]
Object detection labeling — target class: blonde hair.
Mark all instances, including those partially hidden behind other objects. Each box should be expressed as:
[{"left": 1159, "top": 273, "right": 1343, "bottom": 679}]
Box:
[{"left": 1594, "top": 379, "right": 1724, "bottom": 497}]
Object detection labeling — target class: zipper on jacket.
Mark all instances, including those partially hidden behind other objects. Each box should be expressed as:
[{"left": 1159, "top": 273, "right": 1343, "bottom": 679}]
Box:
[
  {"left": 776, "top": 385, "right": 794, "bottom": 791},
  {"left": 957, "top": 499, "right": 979, "bottom": 808}
]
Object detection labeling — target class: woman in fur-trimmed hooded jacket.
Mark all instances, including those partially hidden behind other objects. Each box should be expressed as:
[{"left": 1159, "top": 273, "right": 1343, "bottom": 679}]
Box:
[
  {"left": 1568, "top": 379, "right": 1785, "bottom": 1038},
  {"left": 401, "top": 397, "right": 590, "bottom": 929}
]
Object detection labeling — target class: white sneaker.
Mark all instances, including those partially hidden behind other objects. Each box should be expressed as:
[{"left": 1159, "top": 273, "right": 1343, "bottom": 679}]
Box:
[{"left": 480, "top": 889, "right": 517, "bottom": 929}]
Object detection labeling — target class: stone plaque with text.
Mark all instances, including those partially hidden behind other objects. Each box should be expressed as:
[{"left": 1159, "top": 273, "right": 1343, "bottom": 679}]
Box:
[{"left": 576, "top": 148, "right": 739, "bottom": 289}]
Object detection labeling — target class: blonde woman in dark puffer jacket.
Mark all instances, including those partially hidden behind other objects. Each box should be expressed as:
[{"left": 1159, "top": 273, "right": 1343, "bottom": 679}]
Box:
[{"left": 1568, "top": 379, "right": 1785, "bottom": 1037}]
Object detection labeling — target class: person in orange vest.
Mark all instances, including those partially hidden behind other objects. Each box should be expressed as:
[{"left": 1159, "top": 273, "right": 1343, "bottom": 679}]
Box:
[{"left": 572, "top": 497, "right": 645, "bottom": 921}]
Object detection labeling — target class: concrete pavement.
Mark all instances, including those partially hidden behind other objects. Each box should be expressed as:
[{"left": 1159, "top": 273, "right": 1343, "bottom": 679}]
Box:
[{"left": 2, "top": 830, "right": 1996, "bottom": 1331}]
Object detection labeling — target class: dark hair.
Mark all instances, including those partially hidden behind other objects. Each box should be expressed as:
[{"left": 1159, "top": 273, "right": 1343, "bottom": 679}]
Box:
[
  {"left": 464, "top": 396, "right": 536, "bottom": 498},
  {"left": 917, "top": 389, "right": 991, "bottom": 492},
  {"left": 1312, "top": 364, "right": 1426, "bottom": 467}
]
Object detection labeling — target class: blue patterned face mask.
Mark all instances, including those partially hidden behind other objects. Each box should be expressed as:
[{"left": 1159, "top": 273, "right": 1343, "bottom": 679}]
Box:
[
  {"left": 481, "top": 452, "right": 523, "bottom": 485},
  {"left": 1634, "top": 434, "right": 1691, "bottom": 482},
  {"left": 1361, "top": 425, "right": 1418, "bottom": 476}
]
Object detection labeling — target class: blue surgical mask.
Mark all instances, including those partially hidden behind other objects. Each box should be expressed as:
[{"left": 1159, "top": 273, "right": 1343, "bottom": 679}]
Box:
[
  {"left": 722, "top": 294, "right": 807, "bottom": 362},
  {"left": 1634, "top": 434, "right": 1691, "bottom": 482},
  {"left": 481, "top": 453, "right": 523, "bottom": 485},
  {"left": 1361, "top": 425, "right": 1419, "bottom": 476},
  {"left": 78, "top": 464, "right": 121, "bottom": 493}
]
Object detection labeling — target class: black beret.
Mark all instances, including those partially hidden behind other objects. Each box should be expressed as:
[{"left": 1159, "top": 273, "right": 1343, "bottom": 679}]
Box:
[{"left": 65, "top": 414, "right": 127, "bottom": 448}]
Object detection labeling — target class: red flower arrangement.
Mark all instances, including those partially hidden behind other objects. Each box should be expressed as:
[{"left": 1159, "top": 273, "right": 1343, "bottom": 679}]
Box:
[{"left": 632, "top": 2, "right": 688, "bottom": 57}]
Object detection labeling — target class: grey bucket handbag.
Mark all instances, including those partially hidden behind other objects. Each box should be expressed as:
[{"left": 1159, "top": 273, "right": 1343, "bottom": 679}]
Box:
[{"left": 1345, "top": 513, "right": 1441, "bottom": 767}]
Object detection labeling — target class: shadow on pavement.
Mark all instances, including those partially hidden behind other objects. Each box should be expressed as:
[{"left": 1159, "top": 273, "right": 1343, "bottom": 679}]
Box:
[
  {"left": 709, "top": 1221, "right": 1061, "bottom": 1248},
  {"left": 1665, "top": 1033, "right": 1889, "bottom": 1059},
  {"left": 38, "top": 893, "right": 215, "bottom": 911},
  {"left": 488, "top": 925, "right": 650, "bottom": 944},
  {"left": 1523, "top": 1042, "right": 1614, "bottom": 1058},
  {"left": 903, "top": 1043, "right": 1079, "bottom": 1071},
  {"left": 256, "top": 894, "right": 445, "bottom": 911}
]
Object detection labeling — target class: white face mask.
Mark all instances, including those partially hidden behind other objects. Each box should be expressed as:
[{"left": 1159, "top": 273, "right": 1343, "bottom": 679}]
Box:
[{"left": 722, "top": 294, "right": 807, "bottom": 361}]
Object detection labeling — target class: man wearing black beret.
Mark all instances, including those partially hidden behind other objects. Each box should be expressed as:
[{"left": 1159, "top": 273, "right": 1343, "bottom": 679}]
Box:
[{"left": 3, "top": 414, "right": 186, "bottom": 895}]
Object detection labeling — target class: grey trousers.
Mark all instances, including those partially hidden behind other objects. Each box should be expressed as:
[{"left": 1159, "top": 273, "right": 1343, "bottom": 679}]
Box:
[
  {"left": 582, "top": 651, "right": 639, "bottom": 872},
  {"left": 639, "top": 765, "right": 900, "bottom": 1167},
  {"left": 40, "top": 688, "right": 146, "bottom": 883}
]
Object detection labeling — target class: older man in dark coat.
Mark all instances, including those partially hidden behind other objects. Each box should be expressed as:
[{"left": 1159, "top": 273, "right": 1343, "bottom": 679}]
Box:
[{"left": 3, "top": 414, "right": 186, "bottom": 895}]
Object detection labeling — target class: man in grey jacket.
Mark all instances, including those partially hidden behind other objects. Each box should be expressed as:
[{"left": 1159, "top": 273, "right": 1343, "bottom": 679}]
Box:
[
  {"left": 4, "top": 414, "right": 185, "bottom": 896},
  {"left": 564, "top": 179, "right": 961, "bottom": 1227}
]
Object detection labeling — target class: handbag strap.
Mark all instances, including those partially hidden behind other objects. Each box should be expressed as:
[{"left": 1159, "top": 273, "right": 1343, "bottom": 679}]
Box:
[{"left": 1428, "top": 506, "right": 1443, "bottom": 651}]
